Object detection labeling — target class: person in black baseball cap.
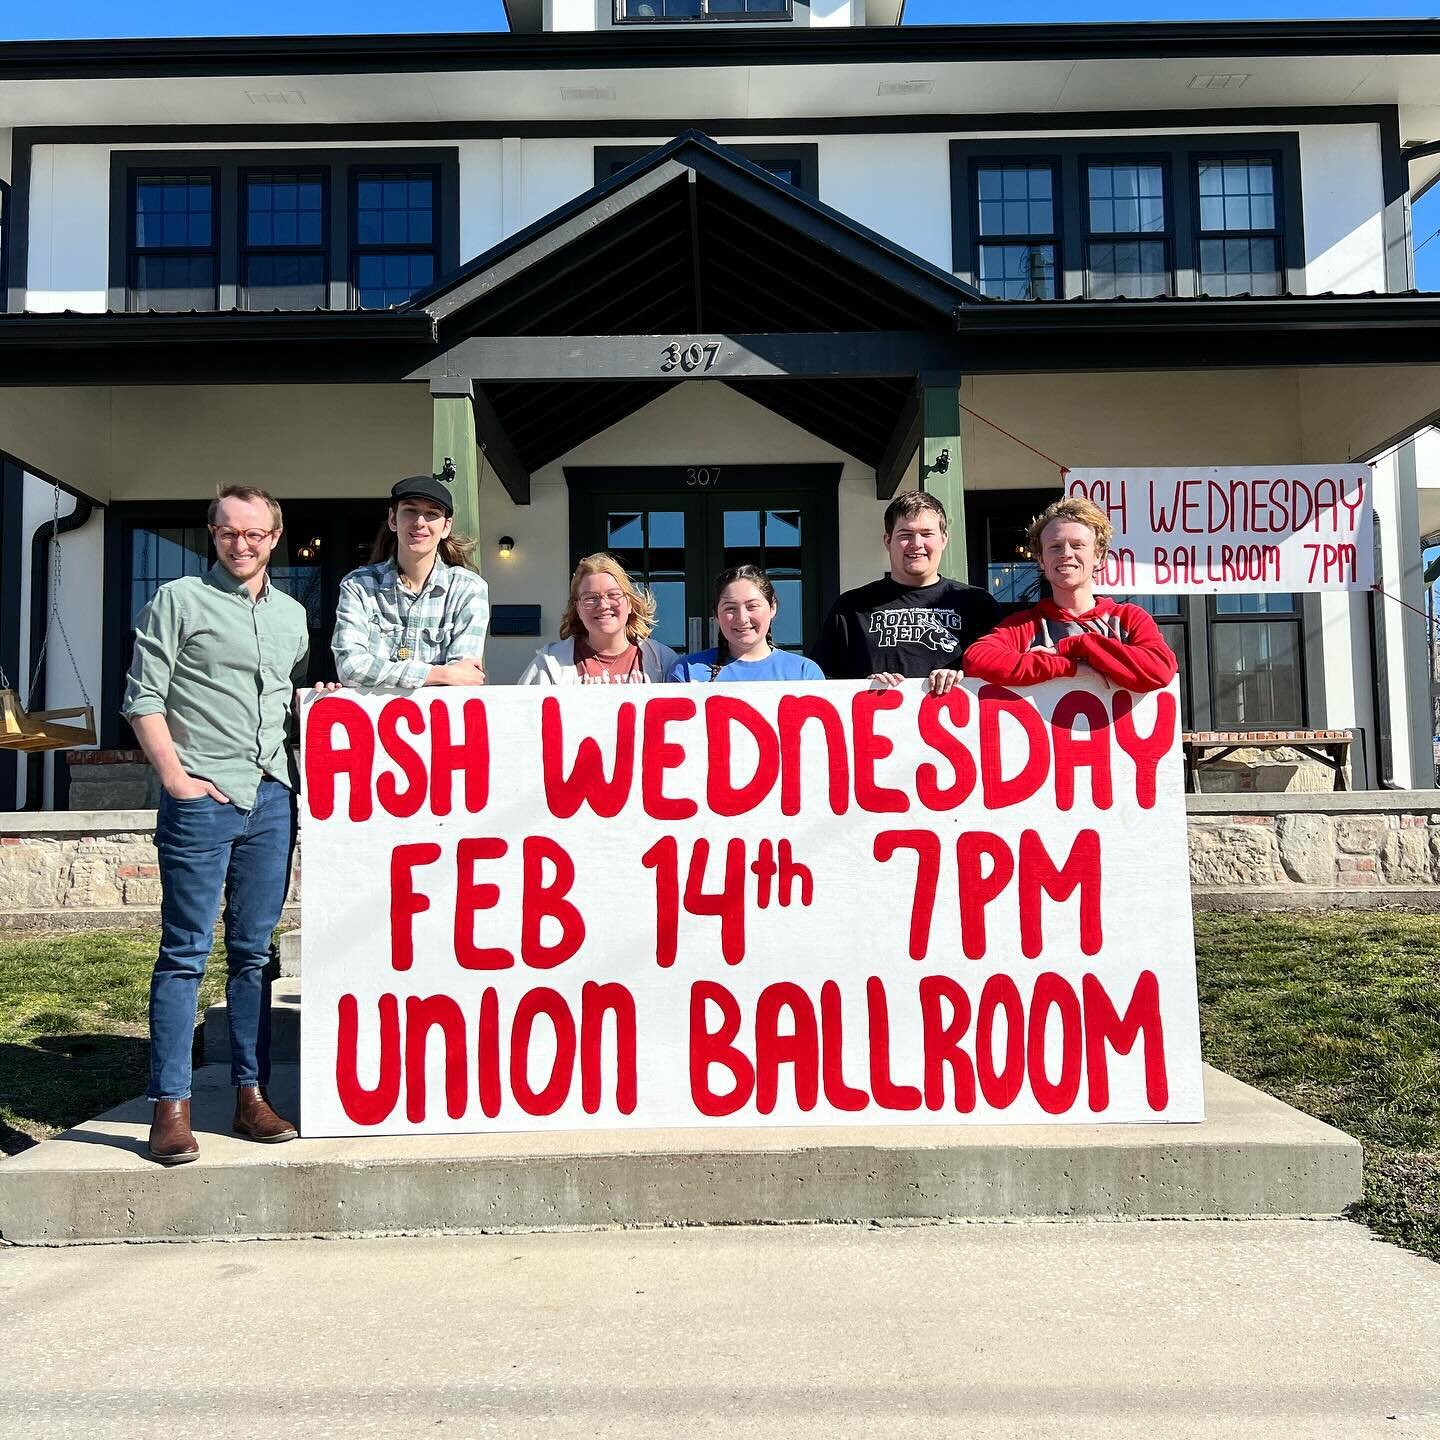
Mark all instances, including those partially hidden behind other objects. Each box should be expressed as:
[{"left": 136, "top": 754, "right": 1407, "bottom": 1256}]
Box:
[{"left": 330, "top": 472, "right": 490, "bottom": 690}]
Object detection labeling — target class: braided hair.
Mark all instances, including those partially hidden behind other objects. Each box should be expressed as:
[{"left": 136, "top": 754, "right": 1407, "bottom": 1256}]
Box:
[{"left": 708, "top": 564, "right": 779, "bottom": 678}]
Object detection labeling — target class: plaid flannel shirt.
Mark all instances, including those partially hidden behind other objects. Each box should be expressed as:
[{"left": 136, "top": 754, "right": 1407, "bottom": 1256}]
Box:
[{"left": 332, "top": 556, "right": 489, "bottom": 690}]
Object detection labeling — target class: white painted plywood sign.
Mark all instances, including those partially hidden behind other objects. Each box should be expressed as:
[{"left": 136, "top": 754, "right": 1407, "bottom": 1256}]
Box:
[
  {"left": 1066, "top": 465, "right": 1373, "bottom": 593},
  {"left": 299, "top": 680, "right": 1203, "bottom": 1137}
]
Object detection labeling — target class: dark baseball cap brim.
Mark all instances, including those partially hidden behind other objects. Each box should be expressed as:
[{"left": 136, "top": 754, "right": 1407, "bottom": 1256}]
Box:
[{"left": 390, "top": 475, "right": 454, "bottom": 514}]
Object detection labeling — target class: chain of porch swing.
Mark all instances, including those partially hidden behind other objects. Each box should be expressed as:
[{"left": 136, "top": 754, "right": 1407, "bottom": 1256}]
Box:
[{"left": 0, "top": 484, "right": 94, "bottom": 710}]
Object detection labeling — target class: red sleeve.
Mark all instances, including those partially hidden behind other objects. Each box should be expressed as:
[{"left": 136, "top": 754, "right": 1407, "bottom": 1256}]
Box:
[
  {"left": 1054, "top": 605, "right": 1178, "bottom": 692},
  {"left": 961, "top": 612, "right": 1080, "bottom": 686}
]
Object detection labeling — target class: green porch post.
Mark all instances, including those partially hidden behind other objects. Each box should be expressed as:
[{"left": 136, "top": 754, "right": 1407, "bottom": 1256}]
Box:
[
  {"left": 920, "top": 377, "right": 966, "bottom": 583},
  {"left": 431, "top": 381, "right": 482, "bottom": 571}
]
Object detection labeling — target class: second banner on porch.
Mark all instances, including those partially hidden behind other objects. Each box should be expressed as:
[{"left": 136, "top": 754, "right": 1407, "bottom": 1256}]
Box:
[
  {"left": 1066, "top": 464, "right": 1373, "bottom": 593},
  {"left": 298, "top": 680, "right": 1203, "bottom": 1137}
]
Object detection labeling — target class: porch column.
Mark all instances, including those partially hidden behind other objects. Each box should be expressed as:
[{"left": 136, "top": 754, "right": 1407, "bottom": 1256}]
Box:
[
  {"left": 431, "top": 379, "right": 482, "bottom": 566},
  {"left": 920, "top": 377, "right": 966, "bottom": 583}
]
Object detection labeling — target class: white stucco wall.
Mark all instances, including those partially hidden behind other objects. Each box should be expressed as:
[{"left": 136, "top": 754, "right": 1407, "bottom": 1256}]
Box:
[{"left": 1299, "top": 125, "right": 1388, "bottom": 295}]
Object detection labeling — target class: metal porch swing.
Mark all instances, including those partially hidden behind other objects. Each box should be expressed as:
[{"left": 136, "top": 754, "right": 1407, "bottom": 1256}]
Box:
[{"left": 0, "top": 489, "right": 96, "bottom": 753}]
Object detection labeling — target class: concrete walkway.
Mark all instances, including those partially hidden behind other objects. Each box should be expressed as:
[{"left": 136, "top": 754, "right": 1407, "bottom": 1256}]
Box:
[{"left": 2, "top": 1220, "right": 1435, "bottom": 1438}]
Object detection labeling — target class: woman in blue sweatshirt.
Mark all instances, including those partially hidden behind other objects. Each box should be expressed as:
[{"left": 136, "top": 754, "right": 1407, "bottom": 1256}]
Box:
[{"left": 665, "top": 565, "right": 824, "bottom": 683}]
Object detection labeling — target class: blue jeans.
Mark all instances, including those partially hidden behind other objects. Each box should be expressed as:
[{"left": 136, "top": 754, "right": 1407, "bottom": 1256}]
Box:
[{"left": 149, "top": 778, "right": 296, "bottom": 1101}]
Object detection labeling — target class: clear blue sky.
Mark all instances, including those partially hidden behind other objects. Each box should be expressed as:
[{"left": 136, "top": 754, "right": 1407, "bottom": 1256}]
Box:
[{"left": 5, "top": 2, "right": 1438, "bottom": 286}]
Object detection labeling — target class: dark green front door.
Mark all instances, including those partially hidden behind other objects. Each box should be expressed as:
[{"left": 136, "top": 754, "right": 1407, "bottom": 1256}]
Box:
[{"left": 568, "top": 465, "right": 840, "bottom": 657}]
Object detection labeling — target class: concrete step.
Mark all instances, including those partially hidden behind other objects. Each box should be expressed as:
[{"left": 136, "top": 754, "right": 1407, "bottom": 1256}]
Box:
[
  {"left": 203, "top": 979, "right": 301, "bottom": 1064},
  {"left": 0, "top": 1065, "right": 1362, "bottom": 1245},
  {"left": 277, "top": 928, "right": 301, "bottom": 977}
]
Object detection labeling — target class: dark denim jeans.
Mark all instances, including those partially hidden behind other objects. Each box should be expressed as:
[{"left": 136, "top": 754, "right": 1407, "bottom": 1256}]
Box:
[{"left": 149, "top": 777, "right": 296, "bottom": 1101}]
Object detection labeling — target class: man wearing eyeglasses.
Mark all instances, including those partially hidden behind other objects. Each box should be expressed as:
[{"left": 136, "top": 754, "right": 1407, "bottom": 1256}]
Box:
[
  {"left": 331, "top": 474, "right": 489, "bottom": 690},
  {"left": 122, "top": 485, "right": 310, "bottom": 1165}
]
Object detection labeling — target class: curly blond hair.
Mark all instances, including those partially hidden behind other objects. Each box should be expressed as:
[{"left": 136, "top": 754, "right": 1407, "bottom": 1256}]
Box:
[
  {"left": 1026, "top": 496, "right": 1113, "bottom": 565},
  {"left": 558, "top": 553, "right": 657, "bottom": 643}
]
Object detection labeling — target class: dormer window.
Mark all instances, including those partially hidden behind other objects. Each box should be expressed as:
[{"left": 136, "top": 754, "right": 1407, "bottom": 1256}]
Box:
[{"left": 614, "top": 0, "right": 791, "bottom": 23}]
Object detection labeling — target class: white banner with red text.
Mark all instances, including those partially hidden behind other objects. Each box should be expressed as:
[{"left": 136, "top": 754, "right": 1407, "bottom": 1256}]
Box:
[
  {"left": 298, "top": 680, "right": 1203, "bottom": 1137},
  {"left": 1065, "top": 465, "right": 1373, "bottom": 593}
]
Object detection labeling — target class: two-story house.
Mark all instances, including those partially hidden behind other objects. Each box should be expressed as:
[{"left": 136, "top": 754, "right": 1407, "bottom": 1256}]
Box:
[{"left": 4, "top": 12, "right": 1440, "bottom": 809}]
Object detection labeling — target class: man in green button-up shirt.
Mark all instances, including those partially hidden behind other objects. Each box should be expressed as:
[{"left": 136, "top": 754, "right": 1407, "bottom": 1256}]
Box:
[{"left": 122, "top": 486, "right": 309, "bottom": 1164}]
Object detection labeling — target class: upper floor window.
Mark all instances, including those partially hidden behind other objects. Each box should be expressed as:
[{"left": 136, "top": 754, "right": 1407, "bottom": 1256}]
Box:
[
  {"left": 352, "top": 169, "right": 439, "bottom": 310},
  {"left": 130, "top": 173, "right": 219, "bottom": 311},
  {"left": 951, "top": 134, "right": 1301, "bottom": 303},
  {"left": 614, "top": 0, "right": 791, "bottom": 21},
  {"left": 242, "top": 170, "right": 327, "bottom": 311},
  {"left": 595, "top": 144, "right": 818, "bottom": 196},
  {"left": 974, "top": 162, "right": 1058, "bottom": 301},
  {"left": 1196, "top": 157, "right": 1282, "bottom": 297},
  {"left": 110, "top": 148, "right": 458, "bottom": 313},
  {"left": 1084, "top": 161, "right": 1171, "bottom": 299}
]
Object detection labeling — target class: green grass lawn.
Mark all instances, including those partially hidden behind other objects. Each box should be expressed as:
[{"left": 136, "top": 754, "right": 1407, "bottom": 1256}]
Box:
[
  {"left": 0, "top": 930, "right": 224, "bottom": 1155},
  {"left": 1193, "top": 911, "right": 1440, "bottom": 1263},
  {"left": 0, "top": 915, "right": 1436, "bottom": 1261}
]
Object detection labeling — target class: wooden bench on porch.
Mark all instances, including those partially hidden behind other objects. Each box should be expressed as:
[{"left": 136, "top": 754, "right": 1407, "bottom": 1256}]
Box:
[{"left": 1181, "top": 730, "right": 1353, "bottom": 793}]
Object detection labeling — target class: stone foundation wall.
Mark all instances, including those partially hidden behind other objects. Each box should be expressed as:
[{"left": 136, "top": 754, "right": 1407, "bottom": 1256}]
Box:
[
  {"left": 0, "top": 811, "right": 300, "bottom": 933},
  {"left": 3, "top": 794, "right": 1438, "bottom": 929},
  {"left": 1186, "top": 791, "right": 1440, "bottom": 908}
]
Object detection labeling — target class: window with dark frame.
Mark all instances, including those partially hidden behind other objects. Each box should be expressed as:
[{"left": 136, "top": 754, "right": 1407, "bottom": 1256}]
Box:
[
  {"left": 596, "top": 145, "right": 818, "bottom": 196},
  {"left": 973, "top": 161, "right": 1059, "bottom": 301},
  {"left": 1084, "top": 160, "right": 1171, "bottom": 299},
  {"left": 128, "top": 172, "right": 219, "bottom": 312},
  {"left": 1195, "top": 156, "right": 1283, "bottom": 297},
  {"left": 112, "top": 149, "right": 457, "bottom": 314},
  {"left": 351, "top": 167, "right": 439, "bottom": 310},
  {"left": 1208, "top": 593, "right": 1305, "bottom": 728},
  {"left": 241, "top": 170, "right": 327, "bottom": 311},
  {"left": 613, "top": 0, "right": 790, "bottom": 22},
  {"left": 950, "top": 135, "right": 1302, "bottom": 303}
]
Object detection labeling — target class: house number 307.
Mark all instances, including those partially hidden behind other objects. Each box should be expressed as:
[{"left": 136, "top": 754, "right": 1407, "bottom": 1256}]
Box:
[{"left": 660, "top": 341, "right": 722, "bottom": 373}]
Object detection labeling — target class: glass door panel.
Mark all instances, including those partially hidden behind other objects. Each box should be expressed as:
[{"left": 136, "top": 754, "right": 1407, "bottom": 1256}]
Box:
[{"left": 596, "top": 496, "right": 706, "bottom": 655}]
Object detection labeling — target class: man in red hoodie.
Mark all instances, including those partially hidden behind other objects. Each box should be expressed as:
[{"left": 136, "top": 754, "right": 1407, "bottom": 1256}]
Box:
[{"left": 962, "top": 496, "right": 1177, "bottom": 693}]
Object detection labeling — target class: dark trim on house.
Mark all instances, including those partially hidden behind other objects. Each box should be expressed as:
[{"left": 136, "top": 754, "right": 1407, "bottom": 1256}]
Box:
[
  {"left": 106, "top": 146, "right": 460, "bottom": 313},
  {"left": 951, "top": 133, "right": 1305, "bottom": 299},
  {"left": 595, "top": 143, "right": 820, "bottom": 195},
  {"left": 0, "top": 177, "right": 11, "bottom": 315},
  {"left": 5, "top": 139, "right": 31, "bottom": 313},
  {"left": 4, "top": 23, "right": 1440, "bottom": 79},
  {"left": 1380, "top": 107, "right": 1413, "bottom": 293},
  {"left": 0, "top": 310, "right": 438, "bottom": 385},
  {"left": 0, "top": 457, "right": 24, "bottom": 809}
]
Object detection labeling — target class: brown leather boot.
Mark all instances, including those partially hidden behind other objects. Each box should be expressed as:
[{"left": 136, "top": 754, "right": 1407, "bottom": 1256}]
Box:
[
  {"left": 233, "top": 1085, "right": 298, "bottom": 1143},
  {"left": 148, "top": 1099, "right": 199, "bottom": 1165}
]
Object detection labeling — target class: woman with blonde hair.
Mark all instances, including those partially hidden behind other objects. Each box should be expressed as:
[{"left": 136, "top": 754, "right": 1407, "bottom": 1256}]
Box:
[
  {"left": 962, "top": 494, "right": 1177, "bottom": 692},
  {"left": 519, "top": 553, "right": 678, "bottom": 685}
]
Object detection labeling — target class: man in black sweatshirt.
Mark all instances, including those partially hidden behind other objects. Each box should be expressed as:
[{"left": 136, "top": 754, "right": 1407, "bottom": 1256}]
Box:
[{"left": 812, "top": 490, "right": 1002, "bottom": 691}]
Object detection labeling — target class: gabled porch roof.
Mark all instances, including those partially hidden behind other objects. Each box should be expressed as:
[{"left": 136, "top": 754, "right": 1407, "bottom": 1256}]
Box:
[{"left": 407, "top": 131, "right": 987, "bottom": 483}]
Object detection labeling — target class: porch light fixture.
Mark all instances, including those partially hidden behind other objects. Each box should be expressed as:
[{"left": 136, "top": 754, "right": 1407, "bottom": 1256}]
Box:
[{"left": 498, "top": 536, "right": 515, "bottom": 559}]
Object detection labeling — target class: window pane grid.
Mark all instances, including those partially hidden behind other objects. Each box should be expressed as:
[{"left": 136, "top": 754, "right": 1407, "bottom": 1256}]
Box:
[
  {"left": 1196, "top": 158, "right": 1282, "bottom": 297},
  {"left": 129, "top": 174, "right": 218, "bottom": 311},
  {"left": 352, "top": 167, "right": 439, "bottom": 310},
  {"left": 616, "top": 0, "right": 788, "bottom": 17},
  {"left": 242, "top": 170, "right": 327, "bottom": 311},
  {"left": 1084, "top": 161, "right": 1170, "bottom": 300}
]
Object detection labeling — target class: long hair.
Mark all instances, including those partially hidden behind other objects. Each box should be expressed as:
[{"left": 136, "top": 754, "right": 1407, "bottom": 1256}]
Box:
[
  {"left": 368, "top": 509, "right": 478, "bottom": 570},
  {"left": 709, "top": 563, "right": 778, "bottom": 677},
  {"left": 558, "top": 553, "right": 656, "bottom": 643}
]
